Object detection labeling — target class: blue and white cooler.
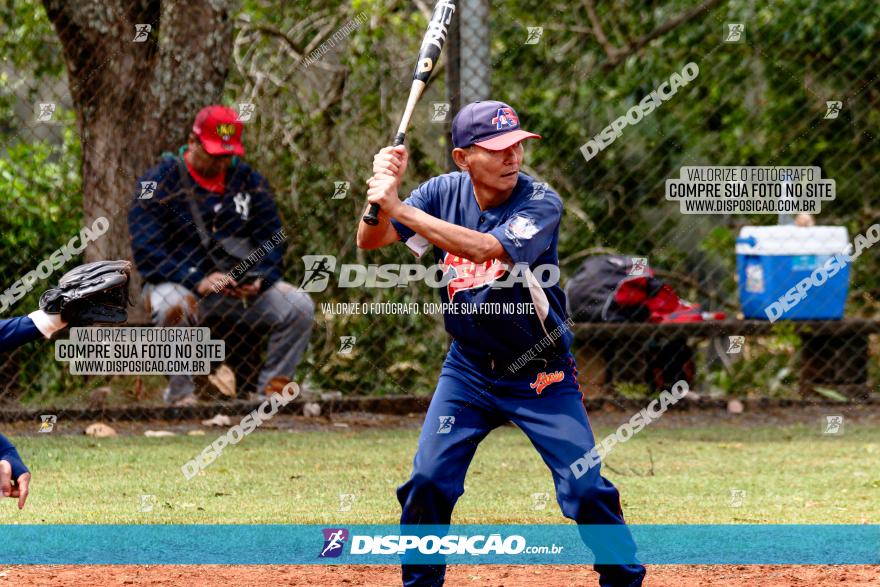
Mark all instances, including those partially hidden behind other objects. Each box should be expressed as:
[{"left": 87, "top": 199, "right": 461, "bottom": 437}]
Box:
[{"left": 735, "top": 225, "right": 850, "bottom": 320}]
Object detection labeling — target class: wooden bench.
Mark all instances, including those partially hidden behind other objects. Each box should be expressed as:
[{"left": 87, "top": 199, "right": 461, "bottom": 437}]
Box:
[{"left": 571, "top": 319, "right": 880, "bottom": 399}]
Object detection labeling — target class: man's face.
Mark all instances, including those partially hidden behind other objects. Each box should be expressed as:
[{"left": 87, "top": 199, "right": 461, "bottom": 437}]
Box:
[
  {"left": 459, "top": 142, "right": 524, "bottom": 192},
  {"left": 188, "top": 134, "right": 233, "bottom": 177}
]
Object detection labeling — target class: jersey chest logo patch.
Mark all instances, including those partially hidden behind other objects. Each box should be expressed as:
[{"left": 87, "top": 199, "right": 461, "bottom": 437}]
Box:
[
  {"left": 441, "top": 252, "right": 507, "bottom": 300},
  {"left": 530, "top": 370, "right": 564, "bottom": 394}
]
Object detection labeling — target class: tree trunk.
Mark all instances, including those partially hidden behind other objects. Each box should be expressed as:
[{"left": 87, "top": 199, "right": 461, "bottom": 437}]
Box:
[{"left": 41, "top": 0, "right": 234, "bottom": 264}]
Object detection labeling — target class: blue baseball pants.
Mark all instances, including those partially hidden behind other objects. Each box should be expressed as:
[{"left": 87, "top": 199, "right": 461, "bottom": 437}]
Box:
[{"left": 397, "top": 345, "right": 645, "bottom": 587}]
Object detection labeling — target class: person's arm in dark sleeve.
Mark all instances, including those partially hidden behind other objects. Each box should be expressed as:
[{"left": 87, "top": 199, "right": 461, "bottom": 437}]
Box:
[
  {"left": 247, "top": 172, "right": 284, "bottom": 290},
  {"left": 366, "top": 147, "right": 502, "bottom": 263},
  {"left": 0, "top": 310, "right": 70, "bottom": 354},
  {"left": 129, "top": 177, "right": 206, "bottom": 291},
  {"left": 0, "top": 316, "right": 42, "bottom": 354},
  {"left": 0, "top": 432, "right": 29, "bottom": 480},
  {"left": 487, "top": 189, "right": 563, "bottom": 266},
  {"left": 0, "top": 431, "right": 30, "bottom": 509}
]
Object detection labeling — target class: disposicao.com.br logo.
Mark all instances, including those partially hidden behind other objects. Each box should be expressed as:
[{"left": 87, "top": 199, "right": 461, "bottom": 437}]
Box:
[
  {"left": 299, "top": 254, "right": 560, "bottom": 293},
  {"left": 317, "top": 529, "right": 562, "bottom": 558},
  {"left": 318, "top": 528, "right": 349, "bottom": 558}
]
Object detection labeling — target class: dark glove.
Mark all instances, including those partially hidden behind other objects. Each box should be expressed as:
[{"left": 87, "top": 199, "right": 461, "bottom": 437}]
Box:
[{"left": 39, "top": 260, "right": 132, "bottom": 326}]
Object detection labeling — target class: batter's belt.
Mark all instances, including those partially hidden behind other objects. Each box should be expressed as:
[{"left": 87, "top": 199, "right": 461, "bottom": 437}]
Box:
[{"left": 454, "top": 342, "right": 569, "bottom": 375}]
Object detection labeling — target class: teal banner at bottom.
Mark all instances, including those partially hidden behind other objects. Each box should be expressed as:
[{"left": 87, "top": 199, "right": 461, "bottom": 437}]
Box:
[{"left": 0, "top": 525, "right": 877, "bottom": 565}]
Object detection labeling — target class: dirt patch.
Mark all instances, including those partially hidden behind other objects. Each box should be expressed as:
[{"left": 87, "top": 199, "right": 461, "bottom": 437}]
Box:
[{"left": 0, "top": 565, "right": 877, "bottom": 586}]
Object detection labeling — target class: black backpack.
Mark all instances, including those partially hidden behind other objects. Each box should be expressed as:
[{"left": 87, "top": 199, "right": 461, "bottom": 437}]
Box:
[
  {"left": 564, "top": 254, "right": 696, "bottom": 391},
  {"left": 565, "top": 255, "right": 665, "bottom": 322}
]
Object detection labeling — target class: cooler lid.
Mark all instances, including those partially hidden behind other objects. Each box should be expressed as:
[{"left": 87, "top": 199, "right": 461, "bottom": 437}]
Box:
[{"left": 735, "top": 225, "right": 849, "bottom": 256}]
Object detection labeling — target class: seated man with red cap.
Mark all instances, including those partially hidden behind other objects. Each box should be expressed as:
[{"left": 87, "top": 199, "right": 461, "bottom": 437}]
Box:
[{"left": 129, "top": 105, "right": 314, "bottom": 405}]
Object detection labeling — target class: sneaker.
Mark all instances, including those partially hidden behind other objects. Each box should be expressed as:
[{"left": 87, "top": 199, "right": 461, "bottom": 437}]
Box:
[
  {"left": 206, "top": 365, "right": 236, "bottom": 399},
  {"left": 162, "top": 387, "right": 198, "bottom": 407},
  {"left": 263, "top": 376, "right": 295, "bottom": 396},
  {"left": 172, "top": 395, "right": 198, "bottom": 407}
]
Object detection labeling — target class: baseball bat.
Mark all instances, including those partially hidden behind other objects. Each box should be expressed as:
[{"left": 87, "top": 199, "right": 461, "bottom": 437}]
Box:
[{"left": 362, "top": 0, "right": 457, "bottom": 226}]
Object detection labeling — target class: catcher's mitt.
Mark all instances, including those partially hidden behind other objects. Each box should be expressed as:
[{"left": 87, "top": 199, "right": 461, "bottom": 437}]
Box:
[{"left": 39, "top": 260, "right": 132, "bottom": 326}]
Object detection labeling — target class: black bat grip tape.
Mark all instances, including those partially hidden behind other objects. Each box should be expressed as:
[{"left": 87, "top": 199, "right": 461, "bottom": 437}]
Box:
[{"left": 363, "top": 132, "right": 406, "bottom": 226}]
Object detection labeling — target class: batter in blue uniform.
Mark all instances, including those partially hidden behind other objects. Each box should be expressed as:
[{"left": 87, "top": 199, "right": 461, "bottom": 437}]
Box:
[{"left": 358, "top": 101, "right": 645, "bottom": 587}]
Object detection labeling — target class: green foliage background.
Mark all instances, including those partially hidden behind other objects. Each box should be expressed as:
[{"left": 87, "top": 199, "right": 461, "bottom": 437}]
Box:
[{"left": 0, "top": 0, "right": 877, "bottom": 402}]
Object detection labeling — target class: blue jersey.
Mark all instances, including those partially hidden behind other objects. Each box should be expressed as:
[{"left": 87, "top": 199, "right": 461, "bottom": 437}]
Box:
[
  {"left": 391, "top": 171, "right": 573, "bottom": 362},
  {"left": 0, "top": 432, "right": 29, "bottom": 480}
]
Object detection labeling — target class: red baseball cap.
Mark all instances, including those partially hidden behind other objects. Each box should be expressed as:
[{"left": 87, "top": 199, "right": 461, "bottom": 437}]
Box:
[{"left": 192, "top": 105, "right": 245, "bottom": 156}]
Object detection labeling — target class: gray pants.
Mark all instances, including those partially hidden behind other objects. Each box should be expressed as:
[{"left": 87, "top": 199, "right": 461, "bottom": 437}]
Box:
[{"left": 144, "top": 281, "right": 314, "bottom": 400}]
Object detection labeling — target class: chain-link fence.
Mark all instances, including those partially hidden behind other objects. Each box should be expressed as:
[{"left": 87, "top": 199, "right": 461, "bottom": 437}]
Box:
[{"left": 1, "top": 0, "right": 878, "bottom": 415}]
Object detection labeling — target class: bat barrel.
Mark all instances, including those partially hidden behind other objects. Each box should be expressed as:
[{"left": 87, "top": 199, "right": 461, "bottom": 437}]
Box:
[{"left": 362, "top": 0, "right": 456, "bottom": 227}]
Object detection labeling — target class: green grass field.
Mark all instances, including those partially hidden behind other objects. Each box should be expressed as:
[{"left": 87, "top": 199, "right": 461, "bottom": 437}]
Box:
[{"left": 2, "top": 420, "right": 878, "bottom": 524}]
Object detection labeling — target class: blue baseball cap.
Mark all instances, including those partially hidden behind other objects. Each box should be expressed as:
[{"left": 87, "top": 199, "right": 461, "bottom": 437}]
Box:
[{"left": 451, "top": 100, "right": 541, "bottom": 150}]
